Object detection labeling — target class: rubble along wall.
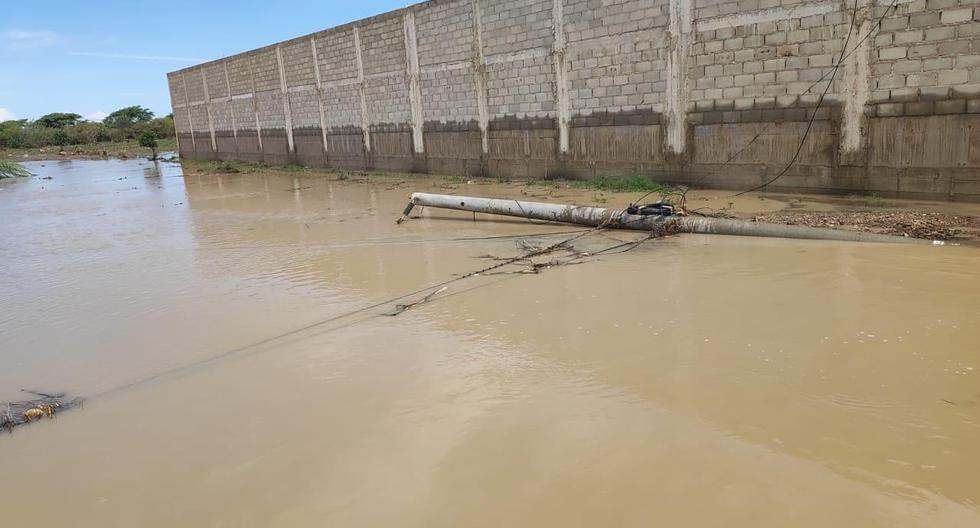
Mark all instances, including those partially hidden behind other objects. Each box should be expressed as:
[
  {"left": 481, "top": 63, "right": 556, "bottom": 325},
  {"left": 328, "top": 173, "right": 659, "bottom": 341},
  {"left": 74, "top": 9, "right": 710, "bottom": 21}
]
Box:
[{"left": 168, "top": 0, "right": 980, "bottom": 201}]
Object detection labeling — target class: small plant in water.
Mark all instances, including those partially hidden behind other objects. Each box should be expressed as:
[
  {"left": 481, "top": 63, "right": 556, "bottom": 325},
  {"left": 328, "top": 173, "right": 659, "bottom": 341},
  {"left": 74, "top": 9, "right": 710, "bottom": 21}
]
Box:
[
  {"left": 446, "top": 175, "right": 466, "bottom": 183},
  {"left": 211, "top": 161, "right": 242, "bottom": 174},
  {"left": 138, "top": 131, "right": 159, "bottom": 160}
]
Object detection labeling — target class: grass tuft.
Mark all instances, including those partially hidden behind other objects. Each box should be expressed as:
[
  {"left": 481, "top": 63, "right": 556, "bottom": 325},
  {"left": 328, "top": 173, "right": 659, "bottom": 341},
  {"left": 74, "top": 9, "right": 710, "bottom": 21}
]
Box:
[{"left": 0, "top": 159, "right": 31, "bottom": 178}]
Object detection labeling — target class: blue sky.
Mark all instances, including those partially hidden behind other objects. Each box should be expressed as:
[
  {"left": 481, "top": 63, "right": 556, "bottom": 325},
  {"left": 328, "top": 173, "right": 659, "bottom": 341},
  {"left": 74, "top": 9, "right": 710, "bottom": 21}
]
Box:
[{"left": 0, "top": 0, "right": 410, "bottom": 122}]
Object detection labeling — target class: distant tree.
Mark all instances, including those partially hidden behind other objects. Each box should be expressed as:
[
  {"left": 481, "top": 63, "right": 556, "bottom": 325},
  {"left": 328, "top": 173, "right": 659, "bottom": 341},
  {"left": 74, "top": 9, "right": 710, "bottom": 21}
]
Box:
[
  {"left": 104, "top": 106, "right": 154, "bottom": 129},
  {"left": 35, "top": 112, "right": 82, "bottom": 128},
  {"left": 139, "top": 131, "right": 159, "bottom": 160}
]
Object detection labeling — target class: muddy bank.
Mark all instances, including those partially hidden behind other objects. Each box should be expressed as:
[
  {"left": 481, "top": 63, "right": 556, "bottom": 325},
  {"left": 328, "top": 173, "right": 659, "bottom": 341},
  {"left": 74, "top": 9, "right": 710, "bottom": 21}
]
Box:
[{"left": 0, "top": 139, "right": 177, "bottom": 162}]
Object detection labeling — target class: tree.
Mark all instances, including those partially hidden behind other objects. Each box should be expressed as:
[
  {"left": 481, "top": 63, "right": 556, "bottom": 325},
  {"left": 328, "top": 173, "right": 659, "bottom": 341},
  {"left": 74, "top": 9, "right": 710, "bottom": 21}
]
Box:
[
  {"left": 0, "top": 119, "right": 27, "bottom": 148},
  {"left": 36, "top": 112, "right": 82, "bottom": 128},
  {"left": 52, "top": 129, "right": 70, "bottom": 147},
  {"left": 104, "top": 106, "right": 154, "bottom": 129},
  {"left": 139, "top": 131, "right": 159, "bottom": 160}
]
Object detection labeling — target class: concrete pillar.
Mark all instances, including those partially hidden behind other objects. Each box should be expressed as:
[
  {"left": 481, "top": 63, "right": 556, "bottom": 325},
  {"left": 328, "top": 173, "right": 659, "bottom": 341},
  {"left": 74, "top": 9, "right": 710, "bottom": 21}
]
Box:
[
  {"left": 201, "top": 69, "right": 218, "bottom": 153},
  {"left": 403, "top": 10, "right": 425, "bottom": 154},
  {"left": 223, "top": 62, "right": 238, "bottom": 151},
  {"left": 248, "top": 56, "right": 263, "bottom": 151},
  {"left": 472, "top": 0, "right": 490, "bottom": 155},
  {"left": 181, "top": 75, "right": 196, "bottom": 151},
  {"left": 552, "top": 0, "right": 570, "bottom": 154},
  {"left": 275, "top": 45, "right": 296, "bottom": 153},
  {"left": 840, "top": 8, "right": 872, "bottom": 162},
  {"left": 310, "top": 36, "right": 330, "bottom": 153},
  {"left": 353, "top": 26, "right": 371, "bottom": 153},
  {"left": 665, "top": 0, "right": 692, "bottom": 155}
]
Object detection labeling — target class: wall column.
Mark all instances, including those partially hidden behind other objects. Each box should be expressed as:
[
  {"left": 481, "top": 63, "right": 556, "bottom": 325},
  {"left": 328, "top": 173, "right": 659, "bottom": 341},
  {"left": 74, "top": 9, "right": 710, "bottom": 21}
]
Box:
[
  {"left": 665, "top": 0, "right": 692, "bottom": 155},
  {"left": 181, "top": 75, "right": 196, "bottom": 151},
  {"left": 275, "top": 45, "right": 296, "bottom": 153},
  {"left": 472, "top": 0, "right": 490, "bottom": 155},
  {"left": 248, "top": 56, "right": 263, "bottom": 151},
  {"left": 201, "top": 69, "right": 218, "bottom": 153},
  {"left": 403, "top": 11, "right": 425, "bottom": 154},
  {"left": 552, "top": 0, "right": 570, "bottom": 154},
  {"left": 310, "top": 36, "right": 330, "bottom": 153},
  {"left": 223, "top": 63, "right": 239, "bottom": 153},
  {"left": 353, "top": 27, "right": 371, "bottom": 153},
  {"left": 840, "top": 5, "right": 872, "bottom": 162}
]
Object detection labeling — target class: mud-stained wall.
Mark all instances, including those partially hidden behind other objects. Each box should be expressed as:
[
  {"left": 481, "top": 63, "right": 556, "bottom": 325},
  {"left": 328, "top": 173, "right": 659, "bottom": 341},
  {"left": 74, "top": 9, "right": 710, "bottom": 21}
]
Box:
[{"left": 169, "top": 0, "right": 980, "bottom": 201}]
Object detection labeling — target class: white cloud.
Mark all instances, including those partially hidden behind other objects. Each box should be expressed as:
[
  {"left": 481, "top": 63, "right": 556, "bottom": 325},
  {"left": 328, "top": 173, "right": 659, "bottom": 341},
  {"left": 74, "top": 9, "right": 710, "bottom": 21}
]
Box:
[
  {"left": 70, "top": 51, "right": 207, "bottom": 63},
  {"left": 0, "top": 108, "right": 16, "bottom": 121},
  {"left": 84, "top": 111, "right": 108, "bottom": 123},
  {"left": 1, "top": 29, "right": 61, "bottom": 50}
]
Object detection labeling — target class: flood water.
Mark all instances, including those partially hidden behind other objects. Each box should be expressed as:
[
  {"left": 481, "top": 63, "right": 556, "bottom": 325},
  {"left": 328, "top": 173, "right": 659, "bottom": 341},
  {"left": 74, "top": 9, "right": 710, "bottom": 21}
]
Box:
[{"left": 2, "top": 158, "right": 979, "bottom": 527}]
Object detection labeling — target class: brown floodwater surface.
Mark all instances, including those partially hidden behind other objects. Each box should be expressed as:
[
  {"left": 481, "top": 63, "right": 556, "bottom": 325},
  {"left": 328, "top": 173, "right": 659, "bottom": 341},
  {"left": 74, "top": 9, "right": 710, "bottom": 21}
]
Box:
[{"left": 1, "top": 159, "right": 979, "bottom": 527}]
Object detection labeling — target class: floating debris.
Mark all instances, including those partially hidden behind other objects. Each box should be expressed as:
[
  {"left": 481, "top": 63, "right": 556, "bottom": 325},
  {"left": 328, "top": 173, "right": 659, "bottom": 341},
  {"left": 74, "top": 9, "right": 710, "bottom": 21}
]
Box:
[
  {"left": 752, "top": 211, "right": 979, "bottom": 241},
  {"left": 1, "top": 390, "right": 83, "bottom": 434}
]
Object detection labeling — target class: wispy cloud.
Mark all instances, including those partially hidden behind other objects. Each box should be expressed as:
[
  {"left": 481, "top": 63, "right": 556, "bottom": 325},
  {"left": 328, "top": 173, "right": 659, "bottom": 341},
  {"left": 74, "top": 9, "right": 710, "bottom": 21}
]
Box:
[
  {"left": 70, "top": 51, "right": 207, "bottom": 63},
  {"left": 0, "top": 108, "right": 17, "bottom": 121},
  {"left": 1, "top": 29, "right": 62, "bottom": 50},
  {"left": 84, "top": 111, "right": 108, "bottom": 123}
]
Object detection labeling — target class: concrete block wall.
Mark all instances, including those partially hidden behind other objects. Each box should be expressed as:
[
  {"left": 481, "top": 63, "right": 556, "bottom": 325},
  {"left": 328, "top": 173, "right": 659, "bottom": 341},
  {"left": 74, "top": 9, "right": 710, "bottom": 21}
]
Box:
[{"left": 169, "top": 0, "right": 980, "bottom": 200}]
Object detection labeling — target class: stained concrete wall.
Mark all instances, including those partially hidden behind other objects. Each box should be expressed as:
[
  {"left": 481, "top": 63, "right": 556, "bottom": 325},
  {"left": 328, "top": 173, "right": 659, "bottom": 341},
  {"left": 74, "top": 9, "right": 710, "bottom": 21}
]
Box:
[{"left": 168, "top": 0, "right": 980, "bottom": 200}]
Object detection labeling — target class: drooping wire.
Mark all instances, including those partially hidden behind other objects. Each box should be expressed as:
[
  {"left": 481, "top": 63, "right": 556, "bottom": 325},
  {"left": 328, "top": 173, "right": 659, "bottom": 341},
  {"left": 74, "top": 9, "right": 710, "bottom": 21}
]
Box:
[{"left": 731, "top": 0, "right": 865, "bottom": 197}]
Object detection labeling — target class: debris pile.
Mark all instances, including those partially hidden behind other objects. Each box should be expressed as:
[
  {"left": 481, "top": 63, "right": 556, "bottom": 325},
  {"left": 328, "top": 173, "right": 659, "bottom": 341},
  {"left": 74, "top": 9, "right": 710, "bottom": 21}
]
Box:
[
  {"left": 751, "top": 211, "right": 979, "bottom": 241},
  {"left": 2, "top": 391, "right": 83, "bottom": 434}
]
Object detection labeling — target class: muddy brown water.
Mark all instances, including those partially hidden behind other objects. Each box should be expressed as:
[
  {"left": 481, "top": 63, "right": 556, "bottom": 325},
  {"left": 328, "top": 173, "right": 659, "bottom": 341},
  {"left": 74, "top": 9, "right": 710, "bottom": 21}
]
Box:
[{"left": 1, "top": 158, "right": 979, "bottom": 527}]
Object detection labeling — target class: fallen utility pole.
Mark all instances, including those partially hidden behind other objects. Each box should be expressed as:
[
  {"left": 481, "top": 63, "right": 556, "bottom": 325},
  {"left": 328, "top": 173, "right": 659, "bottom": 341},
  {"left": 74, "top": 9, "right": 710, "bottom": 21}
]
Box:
[{"left": 398, "top": 193, "right": 944, "bottom": 245}]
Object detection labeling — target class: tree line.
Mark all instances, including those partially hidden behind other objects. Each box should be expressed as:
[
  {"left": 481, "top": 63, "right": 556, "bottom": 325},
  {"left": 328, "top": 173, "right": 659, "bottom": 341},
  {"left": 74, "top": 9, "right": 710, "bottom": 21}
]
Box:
[{"left": 0, "top": 106, "right": 174, "bottom": 149}]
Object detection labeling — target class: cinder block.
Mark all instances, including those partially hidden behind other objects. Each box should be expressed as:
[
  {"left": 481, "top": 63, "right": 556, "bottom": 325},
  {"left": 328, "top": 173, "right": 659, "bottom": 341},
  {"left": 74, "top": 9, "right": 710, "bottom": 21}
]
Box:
[
  {"left": 734, "top": 97, "right": 754, "bottom": 110},
  {"left": 765, "top": 32, "right": 787, "bottom": 45},
  {"left": 935, "top": 99, "right": 966, "bottom": 114},
  {"left": 877, "top": 74, "right": 907, "bottom": 89},
  {"left": 876, "top": 103, "right": 904, "bottom": 116},
  {"left": 910, "top": 12, "right": 941, "bottom": 27},
  {"left": 894, "top": 30, "right": 923, "bottom": 44},
  {"left": 920, "top": 86, "right": 950, "bottom": 99},
  {"left": 941, "top": 8, "right": 974, "bottom": 24},
  {"left": 879, "top": 47, "right": 908, "bottom": 60},
  {"left": 957, "top": 54, "right": 980, "bottom": 68},
  {"left": 925, "top": 27, "right": 955, "bottom": 41},
  {"left": 894, "top": 60, "right": 923, "bottom": 73},
  {"left": 939, "top": 69, "right": 968, "bottom": 85},
  {"left": 890, "top": 87, "right": 917, "bottom": 101},
  {"left": 734, "top": 74, "right": 754, "bottom": 86},
  {"left": 907, "top": 72, "right": 939, "bottom": 86},
  {"left": 788, "top": 30, "right": 810, "bottom": 43},
  {"left": 763, "top": 58, "right": 785, "bottom": 71},
  {"left": 881, "top": 17, "right": 909, "bottom": 32},
  {"left": 809, "top": 54, "right": 833, "bottom": 67},
  {"left": 952, "top": 83, "right": 980, "bottom": 97},
  {"left": 909, "top": 44, "right": 938, "bottom": 58},
  {"left": 905, "top": 101, "right": 935, "bottom": 115},
  {"left": 923, "top": 57, "right": 954, "bottom": 70}
]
